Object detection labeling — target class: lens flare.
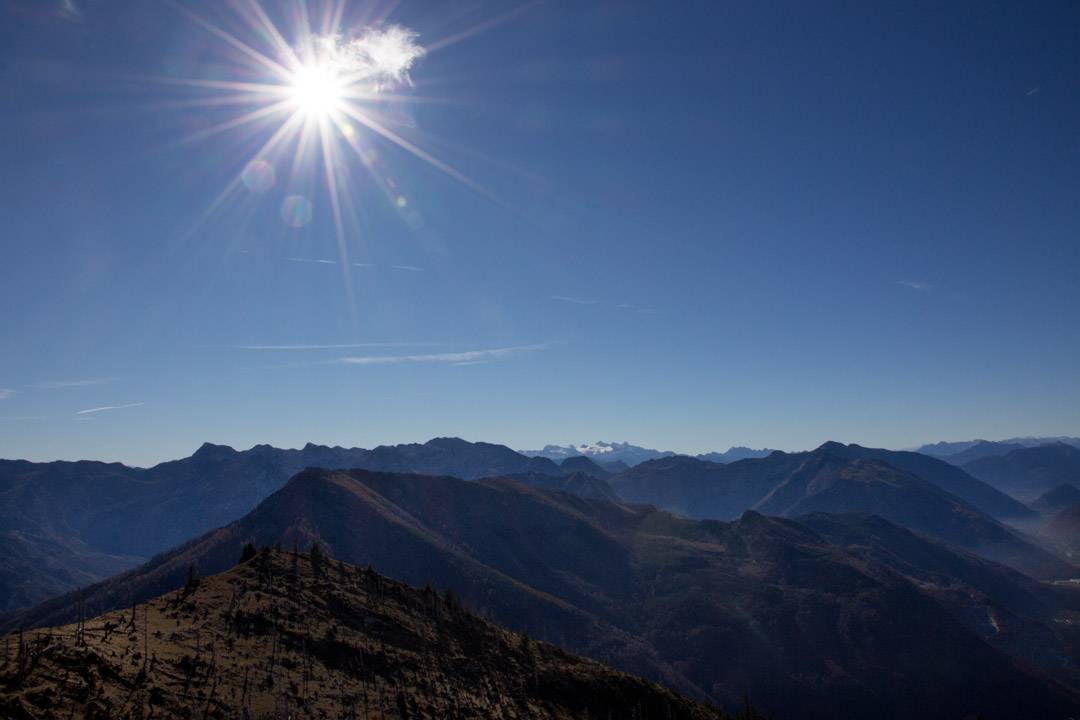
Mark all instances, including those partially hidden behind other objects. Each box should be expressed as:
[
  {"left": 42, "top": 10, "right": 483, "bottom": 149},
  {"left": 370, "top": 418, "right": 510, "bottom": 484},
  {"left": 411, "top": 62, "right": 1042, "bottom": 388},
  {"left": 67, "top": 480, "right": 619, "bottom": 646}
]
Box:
[
  {"left": 281, "top": 195, "right": 313, "bottom": 227},
  {"left": 241, "top": 160, "right": 276, "bottom": 193}
]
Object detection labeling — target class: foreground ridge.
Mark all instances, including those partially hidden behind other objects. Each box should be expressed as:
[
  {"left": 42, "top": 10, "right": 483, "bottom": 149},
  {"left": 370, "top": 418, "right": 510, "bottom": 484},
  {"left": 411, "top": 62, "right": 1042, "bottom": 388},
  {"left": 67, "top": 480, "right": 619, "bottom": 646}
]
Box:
[{"left": 0, "top": 548, "right": 727, "bottom": 720}]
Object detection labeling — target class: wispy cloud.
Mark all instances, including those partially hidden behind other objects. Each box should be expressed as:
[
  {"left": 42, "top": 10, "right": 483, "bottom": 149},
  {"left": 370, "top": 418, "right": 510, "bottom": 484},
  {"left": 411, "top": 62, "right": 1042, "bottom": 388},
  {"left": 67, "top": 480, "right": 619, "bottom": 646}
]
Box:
[
  {"left": 286, "top": 257, "right": 337, "bottom": 265},
  {"left": 338, "top": 344, "right": 547, "bottom": 366},
  {"left": 29, "top": 379, "right": 108, "bottom": 389},
  {"left": 231, "top": 342, "right": 446, "bottom": 351},
  {"left": 0, "top": 389, "right": 16, "bottom": 400},
  {"left": 551, "top": 295, "right": 601, "bottom": 305},
  {"left": 75, "top": 402, "right": 145, "bottom": 416},
  {"left": 556, "top": 296, "right": 658, "bottom": 314},
  {"left": 1026, "top": 87, "right": 1040, "bottom": 97},
  {"left": 286, "top": 257, "right": 418, "bottom": 271},
  {"left": 895, "top": 280, "right": 931, "bottom": 291},
  {"left": 59, "top": 0, "right": 80, "bottom": 20}
]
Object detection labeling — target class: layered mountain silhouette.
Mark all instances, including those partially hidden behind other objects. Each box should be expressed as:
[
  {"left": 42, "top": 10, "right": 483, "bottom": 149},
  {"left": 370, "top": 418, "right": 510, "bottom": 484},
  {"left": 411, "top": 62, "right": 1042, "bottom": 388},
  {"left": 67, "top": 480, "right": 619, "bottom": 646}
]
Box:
[
  {"left": 695, "top": 447, "right": 776, "bottom": 463},
  {"left": 609, "top": 442, "right": 1064, "bottom": 578},
  {"left": 0, "top": 549, "right": 725, "bottom": 719},
  {"left": 0, "top": 438, "right": 573, "bottom": 610},
  {"left": 1033, "top": 484, "right": 1080, "bottom": 516},
  {"left": 522, "top": 442, "right": 775, "bottom": 466},
  {"left": 557, "top": 455, "right": 612, "bottom": 479},
  {"left": 963, "top": 443, "right": 1080, "bottom": 501},
  {"left": 493, "top": 471, "right": 618, "bottom": 501},
  {"left": 917, "top": 439, "right": 1027, "bottom": 464},
  {"left": 613, "top": 442, "right": 1033, "bottom": 521},
  {"left": 7, "top": 468, "right": 1080, "bottom": 719},
  {"left": 917, "top": 436, "right": 1080, "bottom": 461},
  {"left": 2, "top": 437, "right": 1061, "bottom": 611}
]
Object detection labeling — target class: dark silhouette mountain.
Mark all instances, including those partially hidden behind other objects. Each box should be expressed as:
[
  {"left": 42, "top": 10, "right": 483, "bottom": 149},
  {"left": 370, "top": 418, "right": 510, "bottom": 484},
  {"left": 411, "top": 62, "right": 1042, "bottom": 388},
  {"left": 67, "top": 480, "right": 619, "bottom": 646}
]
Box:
[
  {"left": 696, "top": 447, "right": 776, "bottom": 463},
  {"left": 918, "top": 437, "right": 1080, "bottom": 459},
  {"left": 1033, "top": 485, "right": 1080, "bottom": 516},
  {"left": 494, "top": 471, "right": 618, "bottom": 501},
  {"left": 0, "top": 438, "right": 571, "bottom": 611},
  {"left": 7, "top": 468, "right": 1080, "bottom": 719},
  {"left": 613, "top": 442, "right": 1033, "bottom": 522},
  {"left": 963, "top": 443, "right": 1080, "bottom": 501},
  {"left": 822, "top": 442, "right": 1034, "bottom": 519},
  {"left": 796, "top": 511, "right": 1080, "bottom": 686},
  {"left": 0, "top": 531, "right": 139, "bottom": 614},
  {"left": 558, "top": 455, "right": 612, "bottom": 479},
  {"left": 609, "top": 443, "right": 1064, "bottom": 578},
  {"left": 1042, "top": 504, "right": 1080, "bottom": 560},
  {"left": 934, "top": 440, "right": 1028, "bottom": 465},
  {"left": 0, "top": 549, "right": 725, "bottom": 720},
  {"left": 600, "top": 459, "right": 630, "bottom": 474}
]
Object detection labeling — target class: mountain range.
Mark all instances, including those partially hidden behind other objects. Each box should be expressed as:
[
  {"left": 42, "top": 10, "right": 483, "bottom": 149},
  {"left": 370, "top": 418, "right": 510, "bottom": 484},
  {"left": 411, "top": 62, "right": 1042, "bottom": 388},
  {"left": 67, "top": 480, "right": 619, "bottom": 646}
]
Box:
[
  {"left": 916, "top": 436, "right": 1080, "bottom": 464},
  {"left": 608, "top": 442, "right": 1066, "bottom": 579},
  {"left": 6, "top": 435, "right": 1074, "bottom": 615},
  {"left": 961, "top": 443, "right": 1080, "bottom": 502},
  {"left": 6, "top": 467, "right": 1080, "bottom": 719},
  {"left": 521, "top": 442, "right": 776, "bottom": 467},
  {"left": 0, "top": 438, "right": 591, "bottom": 612},
  {"left": 0, "top": 548, "right": 725, "bottom": 720}
]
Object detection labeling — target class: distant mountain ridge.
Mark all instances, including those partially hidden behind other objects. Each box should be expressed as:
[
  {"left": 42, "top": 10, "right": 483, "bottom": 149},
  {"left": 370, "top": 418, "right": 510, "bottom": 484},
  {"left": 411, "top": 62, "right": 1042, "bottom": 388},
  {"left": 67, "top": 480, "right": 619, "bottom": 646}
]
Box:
[
  {"left": 522, "top": 441, "right": 775, "bottom": 466},
  {"left": 917, "top": 437, "right": 1080, "bottom": 464},
  {"left": 608, "top": 442, "right": 1062, "bottom": 578},
  {"left": 7, "top": 467, "right": 1080, "bottom": 720},
  {"left": 0, "top": 437, "right": 577, "bottom": 611},
  {"left": 1033, "top": 485, "right": 1080, "bottom": 516},
  {"left": 0, "top": 435, "right": 1054, "bottom": 612},
  {"left": 962, "top": 443, "right": 1080, "bottom": 501}
]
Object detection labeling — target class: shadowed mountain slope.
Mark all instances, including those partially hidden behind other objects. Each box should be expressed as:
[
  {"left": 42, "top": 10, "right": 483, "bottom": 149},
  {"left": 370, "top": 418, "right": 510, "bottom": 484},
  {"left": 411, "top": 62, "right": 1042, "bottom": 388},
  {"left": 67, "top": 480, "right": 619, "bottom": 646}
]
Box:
[
  {"left": 609, "top": 442, "right": 1061, "bottom": 578},
  {"left": 0, "top": 438, "right": 569, "bottom": 610},
  {"left": 1033, "top": 485, "right": 1080, "bottom": 516},
  {"left": 822, "top": 443, "right": 1034, "bottom": 519},
  {"left": 934, "top": 440, "right": 1028, "bottom": 465},
  {"left": 612, "top": 442, "right": 1033, "bottom": 521},
  {"left": 6, "top": 468, "right": 1080, "bottom": 719},
  {"left": 963, "top": 443, "right": 1080, "bottom": 502},
  {"left": 0, "top": 549, "right": 725, "bottom": 720},
  {"left": 493, "top": 471, "right": 618, "bottom": 501},
  {"left": 918, "top": 437, "right": 1080, "bottom": 460},
  {"left": 558, "top": 455, "right": 612, "bottom": 479}
]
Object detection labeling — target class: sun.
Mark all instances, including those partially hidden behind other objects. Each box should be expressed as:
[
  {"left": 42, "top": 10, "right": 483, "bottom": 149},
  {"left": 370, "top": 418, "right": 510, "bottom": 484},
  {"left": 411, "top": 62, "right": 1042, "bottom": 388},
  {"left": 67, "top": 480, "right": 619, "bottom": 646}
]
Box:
[{"left": 288, "top": 62, "right": 344, "bottom": 118}]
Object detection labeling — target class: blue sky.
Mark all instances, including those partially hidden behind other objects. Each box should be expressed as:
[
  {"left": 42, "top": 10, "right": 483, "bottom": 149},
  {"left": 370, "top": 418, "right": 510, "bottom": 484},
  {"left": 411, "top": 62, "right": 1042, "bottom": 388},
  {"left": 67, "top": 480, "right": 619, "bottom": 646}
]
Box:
[{"left": 1, "top": 0, "right": 1078, "bottom": 466}]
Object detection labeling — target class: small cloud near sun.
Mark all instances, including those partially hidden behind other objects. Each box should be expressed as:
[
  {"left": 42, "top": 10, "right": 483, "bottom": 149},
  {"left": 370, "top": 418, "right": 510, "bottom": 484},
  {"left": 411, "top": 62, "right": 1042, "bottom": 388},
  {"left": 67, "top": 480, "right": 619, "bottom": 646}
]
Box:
[{"left": 315, "top": 26, "right": 425, "bottom": 87}]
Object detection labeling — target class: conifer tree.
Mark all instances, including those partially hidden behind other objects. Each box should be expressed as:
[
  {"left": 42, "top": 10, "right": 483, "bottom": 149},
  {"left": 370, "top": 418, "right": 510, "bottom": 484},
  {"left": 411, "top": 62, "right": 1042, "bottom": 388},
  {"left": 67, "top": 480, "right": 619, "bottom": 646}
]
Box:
[
  {"left": 239, "top": 542, "right": 258, "bottom": 564},
  {"left": 185, "top": 563, "right": 200, "bottom": 591}
]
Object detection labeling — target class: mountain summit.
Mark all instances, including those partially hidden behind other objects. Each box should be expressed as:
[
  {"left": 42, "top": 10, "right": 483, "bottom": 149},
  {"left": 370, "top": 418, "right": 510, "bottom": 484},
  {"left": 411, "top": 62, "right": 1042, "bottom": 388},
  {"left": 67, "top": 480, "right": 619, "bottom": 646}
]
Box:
[{"left": 0, "top": 548, "right": 723, "bottom": 719}]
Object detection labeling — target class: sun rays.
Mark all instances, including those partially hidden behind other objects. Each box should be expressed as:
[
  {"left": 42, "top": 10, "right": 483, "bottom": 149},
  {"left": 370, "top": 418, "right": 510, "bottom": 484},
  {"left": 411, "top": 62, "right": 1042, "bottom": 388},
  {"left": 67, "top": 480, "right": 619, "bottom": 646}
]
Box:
[{"left": 161, "top": 1, "right": 493, "bottom": 330}]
